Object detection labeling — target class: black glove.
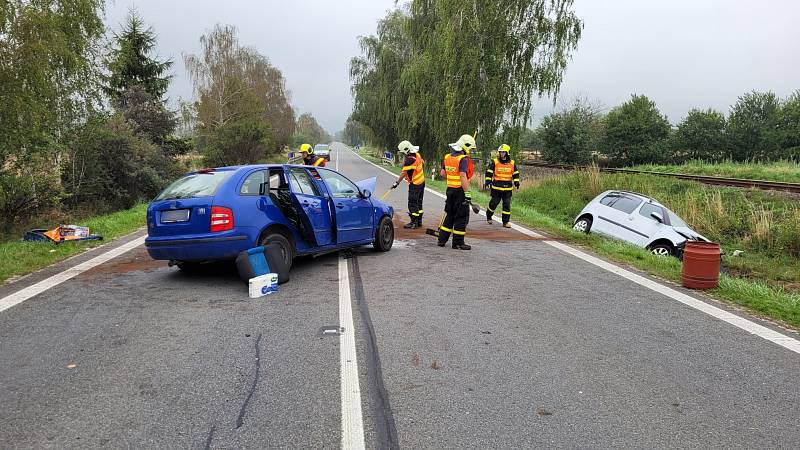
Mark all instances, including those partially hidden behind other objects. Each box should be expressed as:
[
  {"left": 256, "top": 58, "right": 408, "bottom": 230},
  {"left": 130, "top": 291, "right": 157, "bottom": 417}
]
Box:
[
  {"left": 514, "top": 182, "right": 520, "bottom": 190},
  {"left": 391, "top": 181, "right": 399, "bottom": 189},
  {"left": 484, "top": 181, "right": 492, "bottom": 189}
]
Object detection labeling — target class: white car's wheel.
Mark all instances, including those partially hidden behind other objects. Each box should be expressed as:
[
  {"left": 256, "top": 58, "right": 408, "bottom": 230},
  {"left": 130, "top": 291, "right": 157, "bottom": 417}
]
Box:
[
  {"left": 649, "top": 244, "right": 674, "bottom": 257},
  {"left": 573, "top": 216, "right": 592, "bottom": 233}
]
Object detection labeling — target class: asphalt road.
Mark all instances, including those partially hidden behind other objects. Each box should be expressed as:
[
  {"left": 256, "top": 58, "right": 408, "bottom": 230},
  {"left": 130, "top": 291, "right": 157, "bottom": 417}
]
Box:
[{"left": 1, "top": 142, "right": 799, "bottom": 449}]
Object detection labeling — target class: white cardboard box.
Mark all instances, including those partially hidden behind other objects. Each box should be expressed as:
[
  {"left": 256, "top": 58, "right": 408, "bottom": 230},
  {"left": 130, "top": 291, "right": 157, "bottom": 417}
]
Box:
[{"left": 248, "top": 273, "right": 278, "bottom": 298}]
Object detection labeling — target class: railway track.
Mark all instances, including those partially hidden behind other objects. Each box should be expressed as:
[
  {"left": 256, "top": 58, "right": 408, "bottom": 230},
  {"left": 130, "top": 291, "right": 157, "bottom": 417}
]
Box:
[{"left": 521, "top": 161, "right": 800, "bottom": 194}]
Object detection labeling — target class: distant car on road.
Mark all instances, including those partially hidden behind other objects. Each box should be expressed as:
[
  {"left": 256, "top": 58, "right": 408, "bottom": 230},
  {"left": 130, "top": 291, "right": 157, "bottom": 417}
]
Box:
[
  {"left": 573, "top": 190, "right": 708, "bottom": 256},
  {"left": 145, "top": 165, "right": 394, "bottom": 271},
  {"left": 314, "top": 144, "right": 331, "bottom": 161}
]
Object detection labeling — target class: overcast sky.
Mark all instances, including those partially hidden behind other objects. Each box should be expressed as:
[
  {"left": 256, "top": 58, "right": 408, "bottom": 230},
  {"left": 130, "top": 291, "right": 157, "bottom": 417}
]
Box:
[{"left": 106, "top": 0, "right": 800, "bottom": 133}]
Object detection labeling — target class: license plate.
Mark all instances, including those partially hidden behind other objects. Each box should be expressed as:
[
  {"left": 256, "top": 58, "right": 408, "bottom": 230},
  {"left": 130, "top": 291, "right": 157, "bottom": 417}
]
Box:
[{"left": 161, "top": 209, "right": 190, "bottom": 223}]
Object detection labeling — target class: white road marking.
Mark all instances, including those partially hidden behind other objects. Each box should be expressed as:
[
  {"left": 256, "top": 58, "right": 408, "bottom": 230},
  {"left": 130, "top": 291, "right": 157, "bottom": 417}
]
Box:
[
  {"left": 338, "top": 255, "right": 366, "bottom": 450},
  {"left": 348, "top": 146, "right": 800, "bottom": 355},
  {"left": 0, "top": 236, "right": 146, "bottom": 313}
]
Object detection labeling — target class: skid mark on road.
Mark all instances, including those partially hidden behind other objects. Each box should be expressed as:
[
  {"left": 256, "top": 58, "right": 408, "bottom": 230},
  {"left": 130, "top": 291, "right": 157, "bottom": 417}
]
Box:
[
  {"left": 347, "top": 251, "right": 399, "bottom": 450},
  {"left": 236, "top": 333, "right": 263, "bottom": 429}
]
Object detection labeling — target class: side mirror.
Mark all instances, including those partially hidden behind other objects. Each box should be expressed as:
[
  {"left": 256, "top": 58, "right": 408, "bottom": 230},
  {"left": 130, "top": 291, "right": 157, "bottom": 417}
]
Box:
[
  {"left": 650, "top": 211, "right": 664, "bottom": 223},
  {"left": 361, "top": 189, "right": 372, "bottom": 199}
]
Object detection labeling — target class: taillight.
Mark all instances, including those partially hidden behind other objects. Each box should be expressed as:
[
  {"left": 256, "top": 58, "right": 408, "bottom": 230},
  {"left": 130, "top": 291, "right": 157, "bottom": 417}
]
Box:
[{"left": 210, "top": 206, "right": 234, "bottom": 232}]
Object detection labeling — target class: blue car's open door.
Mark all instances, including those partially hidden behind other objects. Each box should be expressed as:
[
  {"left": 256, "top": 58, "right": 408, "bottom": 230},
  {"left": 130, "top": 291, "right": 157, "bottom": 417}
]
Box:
[{"left": 283, "top": 167, "right": 334, "bottom": 246}]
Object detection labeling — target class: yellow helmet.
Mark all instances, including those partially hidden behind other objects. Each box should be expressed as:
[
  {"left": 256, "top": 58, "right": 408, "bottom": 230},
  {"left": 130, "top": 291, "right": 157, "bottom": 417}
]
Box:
[
  {"left": 450, "top": 134, "right": 477, "bottom": 154},
  {"left": 299, "top": 143, "right": 313, "bottom": 154},
  {"left": 497, "top": 144, "right": 510, "bottom": 156}
]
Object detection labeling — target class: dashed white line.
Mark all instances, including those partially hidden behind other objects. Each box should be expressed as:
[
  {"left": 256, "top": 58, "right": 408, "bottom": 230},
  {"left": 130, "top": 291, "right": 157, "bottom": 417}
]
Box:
[
  {"left": 348, "top": 145, "right": 800, "bottom": 356},
  {"left": 338, "top": 254, "right": 366, "bottom": 449},
  {"left": 0, "top": 236, "right": 146, "bottom": 313}
]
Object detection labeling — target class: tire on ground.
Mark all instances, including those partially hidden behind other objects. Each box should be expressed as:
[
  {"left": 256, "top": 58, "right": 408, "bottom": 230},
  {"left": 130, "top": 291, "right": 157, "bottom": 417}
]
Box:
[
  {"left": 259, "top": 232, "right": 294, "bottom": 284},
  {"left": 373, "top": 216, "right": 394, "bottom": 252}
]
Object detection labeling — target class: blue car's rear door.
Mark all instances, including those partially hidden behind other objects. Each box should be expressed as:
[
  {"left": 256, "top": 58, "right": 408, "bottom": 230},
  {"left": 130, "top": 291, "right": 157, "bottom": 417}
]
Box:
[
  {"left": 285, "top": 167, "right": 334, "bottom": 246},
  {"left": 314, "top": 168, "right": 373, "bottom": 243}
]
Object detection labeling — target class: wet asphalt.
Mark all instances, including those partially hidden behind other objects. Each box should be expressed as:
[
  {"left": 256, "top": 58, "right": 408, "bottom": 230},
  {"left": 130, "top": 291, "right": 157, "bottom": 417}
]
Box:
[{"left": 1, "top": 143, "right": 799, "bottom": 449}]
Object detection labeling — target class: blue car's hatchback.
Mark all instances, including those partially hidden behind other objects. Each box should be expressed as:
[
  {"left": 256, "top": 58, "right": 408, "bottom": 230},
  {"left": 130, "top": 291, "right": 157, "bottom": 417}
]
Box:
[{"left": 145, "top": 164, "right": 394, "bottom": 271}]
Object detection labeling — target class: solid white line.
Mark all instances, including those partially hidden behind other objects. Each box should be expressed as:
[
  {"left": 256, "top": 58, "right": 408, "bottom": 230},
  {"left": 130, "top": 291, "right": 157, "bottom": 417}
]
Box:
[
  {"left": 339, "top": 255, "right": 366, "bottom": 450},
  {"left": 347, "top": 146, "right": 800, "bottom": 355},
  {"left": 0, "top": 236, "right": 146, "bottom": 313}
]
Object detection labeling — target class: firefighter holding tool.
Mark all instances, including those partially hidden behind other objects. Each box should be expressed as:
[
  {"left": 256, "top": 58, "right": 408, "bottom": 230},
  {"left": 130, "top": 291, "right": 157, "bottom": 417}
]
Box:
[
  {"left": 437, "top": 134, "right": 476, "bottom": 250},
  {"left": 391, "top": 140, "right": 426, "bottom": 229},
  {"left": 485, "top": 144, "right": 520, "bottom": 228},
  {"left": 299, "top": 143, "right": 326, "bottom": 167}
]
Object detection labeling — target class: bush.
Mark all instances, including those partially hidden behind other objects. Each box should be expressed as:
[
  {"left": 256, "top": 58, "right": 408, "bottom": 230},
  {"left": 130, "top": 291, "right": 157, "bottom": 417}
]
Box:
[
  {"left": 673, "top": 109, "right": 728, "bottom": 162},
  {"left": 602, "top": 94, "right": 671, "bottom": 165},
  {"left": 62, "top": 114, "right": 179, "bottom": 210},
  {"left": 539, "top": 103, "right": 603, "bottom": 164},
  {"left": 201, "top": 119, "right": 273, "bottom": 166},
  {"left": 0, "top": 157, "right": 63, "bottom": 232}
]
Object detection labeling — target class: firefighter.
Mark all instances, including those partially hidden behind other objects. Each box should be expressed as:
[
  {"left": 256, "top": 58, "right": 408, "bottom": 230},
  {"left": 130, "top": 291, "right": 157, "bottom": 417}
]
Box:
[
  {"left": 437, "top": 134, "right": 476, "bottom": 250},
  {"left": 391, "top": 140, "right": 426, "bottom": 229},
  {"left": 485, "top": 144, "right": 520, "bottom": 228},
  {"left": 299, "top": 143, "right": 326, "bottom": 167}
]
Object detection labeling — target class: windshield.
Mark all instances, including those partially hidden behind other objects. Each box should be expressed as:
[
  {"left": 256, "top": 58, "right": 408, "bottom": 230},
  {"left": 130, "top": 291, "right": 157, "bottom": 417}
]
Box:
[
  {"left": 314, "top": 145, "right": 329, "bottom": 152},
  {"left": 666, "top": 208, "right": 688, "bottom": 227},
  {"left": 154, "top": 171, "right": 234, "bottom": 200}
]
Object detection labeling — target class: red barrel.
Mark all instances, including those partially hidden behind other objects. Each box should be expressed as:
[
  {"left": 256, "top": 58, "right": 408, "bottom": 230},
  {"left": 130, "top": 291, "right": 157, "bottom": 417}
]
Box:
[{"left": 682, "top": 241, "right": 721, "bottom": 289}]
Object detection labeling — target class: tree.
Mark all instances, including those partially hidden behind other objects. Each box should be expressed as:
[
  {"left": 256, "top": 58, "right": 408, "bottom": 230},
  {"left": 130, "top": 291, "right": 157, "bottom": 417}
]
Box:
[
  {"left": 519, "top": 127, "right": 543, "bottom": 150},
  {"left": 184, "top": 24, "right": 295, "bottom": 161},
  {"left": 103, "top": 9, "right": 173, "bottom": 102},
  {"left": 201, "top": 119, "right": 272, "bottom": 167},
  {"left": 673, "top": 109, "right": 727, "bottom": 162},
  {"left": 350, "top": 0, "right": 583, "bottom": 157},
  {"left": 602, "top": 95, "right": 671, "bottom": 165},
  {"left": 726, "top": 91, "right": 781, "bottom": 161},
  {"left": 0, "top": 0, "right": 105, "bottom": 226},
  {"left": 293, "top": 113, "right": 329, "bottom": 146},
  {"left": 775, "top": 91, "right": 800, "bottom": 160},
  {"left": 539, "top": 100, "right": 604, "bottom": 164}
]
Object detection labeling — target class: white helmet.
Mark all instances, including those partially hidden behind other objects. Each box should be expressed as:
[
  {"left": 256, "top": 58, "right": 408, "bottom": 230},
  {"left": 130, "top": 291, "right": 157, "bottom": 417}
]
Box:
[
  {"left": 398, "top": 140, "right": 419, "bottom": 154},
  {"left": 449, "top": 134, "right": 476, "bottom": 154}
]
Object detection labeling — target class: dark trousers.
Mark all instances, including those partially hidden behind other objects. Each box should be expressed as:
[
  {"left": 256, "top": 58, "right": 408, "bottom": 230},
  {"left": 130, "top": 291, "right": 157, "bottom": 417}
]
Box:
[
  {"left": 487, "top": 189, "right": 513, "bottom": 224},
  {"left": 408, "top": 183, "right": 425, "bottom": 222},
  {"left": 438, "top": 187, "right": 469, "bottom": 246}
]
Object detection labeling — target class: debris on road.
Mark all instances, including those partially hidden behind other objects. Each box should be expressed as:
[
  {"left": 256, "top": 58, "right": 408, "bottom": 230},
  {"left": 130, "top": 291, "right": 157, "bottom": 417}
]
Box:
[{"left": 24, "top": 225, "right": 103, "bottom": 244}]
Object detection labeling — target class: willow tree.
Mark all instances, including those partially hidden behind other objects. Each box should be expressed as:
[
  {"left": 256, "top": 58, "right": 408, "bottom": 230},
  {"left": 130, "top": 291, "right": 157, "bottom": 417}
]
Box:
[{"left": 351, "top": 0, "right": 582, "bottom": 159}]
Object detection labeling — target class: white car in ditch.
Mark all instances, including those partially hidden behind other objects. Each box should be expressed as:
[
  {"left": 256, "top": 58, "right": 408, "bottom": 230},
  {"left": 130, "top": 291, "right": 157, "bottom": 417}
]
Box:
[{"left": 573, "top": 190, "right": 709, "bottom": 256}]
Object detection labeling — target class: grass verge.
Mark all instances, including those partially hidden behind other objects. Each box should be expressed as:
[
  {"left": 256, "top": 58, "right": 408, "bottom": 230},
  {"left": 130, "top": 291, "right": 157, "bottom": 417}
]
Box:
[
  {"left": 360, "top": 148, "right": 800, "bottom": 330},
  {"left": 0, "top": 203, "right": 148, "bottom": 284}
]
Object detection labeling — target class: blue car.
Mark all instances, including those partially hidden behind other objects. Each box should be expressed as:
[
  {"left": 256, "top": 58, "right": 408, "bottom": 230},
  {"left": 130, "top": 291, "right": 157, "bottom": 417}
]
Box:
[{"left": 145, "top": 164, "right": 394, "bottom": 271}]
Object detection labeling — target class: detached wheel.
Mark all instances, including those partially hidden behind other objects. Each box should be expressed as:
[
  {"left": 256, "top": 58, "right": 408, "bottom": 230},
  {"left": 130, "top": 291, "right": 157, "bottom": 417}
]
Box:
[
  {"left": 259, "top": 232, "right": 294, "bottom": 271},
  {"left": 373, "top": 216, "right": 394, "bottom": 252},
  {"left": 648, "top": 243, "right": 674, "bottom": 257},
  {"left": 573, "top": 216, "right": 592, "bottom": 233}
]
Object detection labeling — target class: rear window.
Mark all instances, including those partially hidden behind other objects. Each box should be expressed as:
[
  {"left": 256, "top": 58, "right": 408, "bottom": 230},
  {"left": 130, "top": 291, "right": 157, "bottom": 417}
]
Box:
[{"left": 154, "top": 171, "right": 234, "bottom": 200}]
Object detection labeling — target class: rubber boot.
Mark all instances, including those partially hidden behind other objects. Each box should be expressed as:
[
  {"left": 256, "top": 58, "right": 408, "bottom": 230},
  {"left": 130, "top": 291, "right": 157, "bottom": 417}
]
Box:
[
  {"left": 403, "top": 218, "right": 417, "bottom": 229},
  {"left": 503, "top": 222, "right": 511, "bottom": 228},
  {"left": 452, "top": 243, "right": 472, "bottom": 250}
]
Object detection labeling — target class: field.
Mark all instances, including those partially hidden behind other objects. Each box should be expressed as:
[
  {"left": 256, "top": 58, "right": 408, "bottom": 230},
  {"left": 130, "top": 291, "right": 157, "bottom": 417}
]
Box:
[
  {"left": 632, "top": 160, "right": 800, "bottom": 183},
  {"left": 361, "top": 148, "right": 800, "bottom": 329}
]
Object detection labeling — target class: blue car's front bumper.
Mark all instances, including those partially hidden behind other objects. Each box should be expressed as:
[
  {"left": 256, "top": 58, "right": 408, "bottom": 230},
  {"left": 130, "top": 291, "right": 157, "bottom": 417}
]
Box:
[{"left": 145, "top": 232, "right": 254, "bottom": 261}]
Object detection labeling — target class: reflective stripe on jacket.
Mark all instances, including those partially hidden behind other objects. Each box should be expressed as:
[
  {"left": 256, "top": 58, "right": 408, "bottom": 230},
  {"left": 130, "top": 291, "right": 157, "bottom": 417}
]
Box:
[
  {"left": 444, "top": 153, "right": 467, "bottom": 188},
  {"left": 402, "top": 155, "right": 425, "bottom": 185}
]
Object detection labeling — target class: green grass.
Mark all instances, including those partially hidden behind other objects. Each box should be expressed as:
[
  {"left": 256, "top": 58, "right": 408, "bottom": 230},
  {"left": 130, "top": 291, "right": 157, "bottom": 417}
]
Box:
[
  {"left": 0, "top": 203, "right": 147, "bottom": 284},
  {"left": 632, "top": 160, "right": 800, "bottom": 183},
  {"left": 360, "top": 147, "right": 800, "bottom": 329}
]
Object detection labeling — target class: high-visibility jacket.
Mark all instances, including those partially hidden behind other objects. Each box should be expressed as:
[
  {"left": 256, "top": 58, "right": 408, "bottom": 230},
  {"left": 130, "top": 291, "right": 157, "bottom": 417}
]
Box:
[
  {"left": 485, "top": 157, "right": 519, "bottom": 191},
  {"left": 304, "top": 155, "right": 326, "bottom": 167},
  {"left": 444, "top": 153, "right": 467, "bottom": 189},
  {"left": 402, "top": 154, "right": 425, "bottom": 185}
]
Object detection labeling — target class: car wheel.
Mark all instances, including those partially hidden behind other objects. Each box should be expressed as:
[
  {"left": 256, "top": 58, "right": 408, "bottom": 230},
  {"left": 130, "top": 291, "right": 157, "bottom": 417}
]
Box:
[
  {"left": 648, "top": 243, "right": 674, "bottom": 257},
  {"left": 259, "top": 233, "right": 294, "bottom": 271},
  {"left": 373, "top": 216, "right": 394, "bottom": 252},
  {"left": 573, "top": 216, "right": 592, "bottom": 233}
]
